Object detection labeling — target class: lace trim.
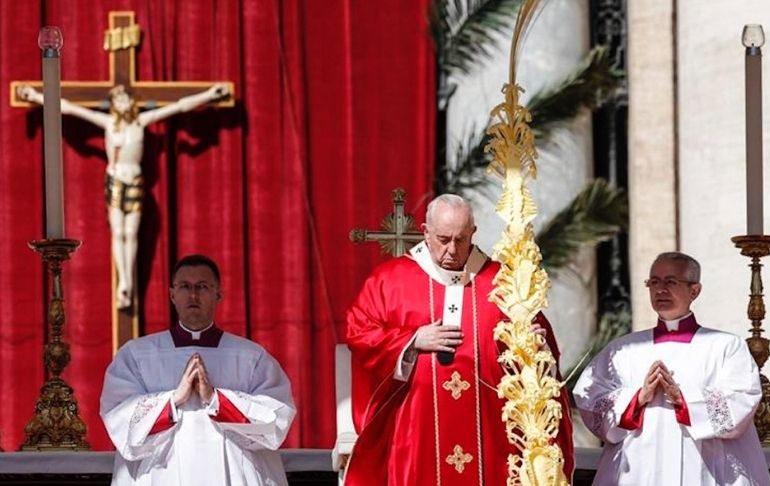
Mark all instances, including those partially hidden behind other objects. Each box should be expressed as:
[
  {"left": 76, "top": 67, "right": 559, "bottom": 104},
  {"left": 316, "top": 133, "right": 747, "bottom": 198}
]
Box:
[
  {"left": 129, "top": 393, "right": 164, "bottom": 430},
  {"left": 725, "top": 451, "right": 764, "bottom": 486},
  {"left": 591, "top": 390, "right": 620, "bottom": 433},
  {"left": 233, "top": 390, "right": 255, "bottom": 403},
  {"left": 704, "top": 388, "right": 734, "bottom": 436}
]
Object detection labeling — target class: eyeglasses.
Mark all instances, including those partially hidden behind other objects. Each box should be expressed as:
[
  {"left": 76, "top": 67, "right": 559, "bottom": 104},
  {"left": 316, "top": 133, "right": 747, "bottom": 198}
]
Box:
[
  {"left": 644, "top": 277, "right": 696, "bottom": 289},
  {"left": 172, "top": 282, "right": 217, "bottom": 294}
]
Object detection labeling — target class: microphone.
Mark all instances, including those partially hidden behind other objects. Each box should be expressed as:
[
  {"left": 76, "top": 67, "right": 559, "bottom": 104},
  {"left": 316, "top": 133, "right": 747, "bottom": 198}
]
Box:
[{"left": 437, "top": 350, "right": 454, "bottom": 365}]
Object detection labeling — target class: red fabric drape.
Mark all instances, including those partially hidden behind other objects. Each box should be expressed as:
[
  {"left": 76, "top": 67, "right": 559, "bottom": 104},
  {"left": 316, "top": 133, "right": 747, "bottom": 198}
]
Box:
[{"left": 0, "top": 0, "right": 434, "bottom": 450}]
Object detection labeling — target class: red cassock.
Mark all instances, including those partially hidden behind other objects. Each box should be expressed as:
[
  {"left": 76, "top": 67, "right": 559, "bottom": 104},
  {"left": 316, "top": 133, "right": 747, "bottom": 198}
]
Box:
[{"left": 345, "top": 252, "right": 574, "bottom": 486}]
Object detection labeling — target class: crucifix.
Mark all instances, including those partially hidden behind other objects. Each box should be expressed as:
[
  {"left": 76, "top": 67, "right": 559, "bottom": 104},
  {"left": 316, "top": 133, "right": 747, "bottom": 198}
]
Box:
[
  {"left": 11, "top": 11, "right": 234, "bottom": 109},
  {"left": 11, "top": 11, "right": 234, "bottom": 352},
  {"left": 349, "top": 188, "right": 424, "bottom": 257}
]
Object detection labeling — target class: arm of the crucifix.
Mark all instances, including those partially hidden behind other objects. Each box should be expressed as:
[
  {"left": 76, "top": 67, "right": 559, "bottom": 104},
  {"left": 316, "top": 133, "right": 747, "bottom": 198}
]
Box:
[
  {"left": 16, "top": 84, "right": 110, "bottom": 129},
  {"left": 138, "top": 83, "right": 230, "bottom": 126}
]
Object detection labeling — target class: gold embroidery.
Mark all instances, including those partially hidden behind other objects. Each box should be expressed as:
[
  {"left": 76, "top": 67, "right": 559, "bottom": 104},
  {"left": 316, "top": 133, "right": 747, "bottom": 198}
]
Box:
[
  {"left": 442, "top": 371, "right": 470, "bottom": 400},
  {"left": 445, "top": 445, "right": 473, "bottom": 473}
]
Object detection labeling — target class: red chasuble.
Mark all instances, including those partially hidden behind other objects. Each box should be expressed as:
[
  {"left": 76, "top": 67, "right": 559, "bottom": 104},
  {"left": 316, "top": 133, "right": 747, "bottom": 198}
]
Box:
[{"left": 345, "top": 245, "right": 574, "bottom": 486}]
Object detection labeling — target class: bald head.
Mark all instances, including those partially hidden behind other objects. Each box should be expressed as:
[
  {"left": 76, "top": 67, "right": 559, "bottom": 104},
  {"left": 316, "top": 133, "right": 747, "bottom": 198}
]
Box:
[
  {"left": 422, "top": 195, "right": 477, "bottom": 270},
  {"left": 425, "top": 194, "right": 475, "bottom": 228}
]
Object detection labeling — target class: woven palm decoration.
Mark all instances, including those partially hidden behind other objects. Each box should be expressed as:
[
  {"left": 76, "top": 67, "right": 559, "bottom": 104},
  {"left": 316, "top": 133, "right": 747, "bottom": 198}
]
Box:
[{"left": 484, "top": 1, "right": 569, "bottom": 484}]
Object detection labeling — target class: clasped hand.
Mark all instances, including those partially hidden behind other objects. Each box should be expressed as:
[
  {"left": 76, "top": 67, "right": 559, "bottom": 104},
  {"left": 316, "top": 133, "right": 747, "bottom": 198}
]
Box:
[
  {"left": 413, "top": 320, "right": 547, "bottom": 354},
  {"left": 173, "top": 353, "right": 215, "bottom": 407},
  {"left": 639, "top": 360, "right": 682, "bottom": 406},
  {"left": 413, "top": 320, "right": 463, "bottom": 353}
]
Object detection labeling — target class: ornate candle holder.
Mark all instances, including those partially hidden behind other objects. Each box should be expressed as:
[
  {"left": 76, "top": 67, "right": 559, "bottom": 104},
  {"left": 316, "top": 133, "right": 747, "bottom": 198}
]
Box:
[
  {"left": 732, "top": 234, "right": 770, "bottom": 444},
  {"left": 20, "top": 238, "right": 89, "bottom": 451}
]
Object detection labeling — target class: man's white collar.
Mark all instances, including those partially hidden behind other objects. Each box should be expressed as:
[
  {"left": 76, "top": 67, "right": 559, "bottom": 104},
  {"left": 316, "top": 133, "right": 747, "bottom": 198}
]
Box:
[
  {"left": 661, "top": 312, "right": 692, "bottom": 332},
  {"left": 409, "top": 241, "right": 487, "bottom": 286},
  {"left": 178, "top": 321, "right": 214, "bottom": 340}
]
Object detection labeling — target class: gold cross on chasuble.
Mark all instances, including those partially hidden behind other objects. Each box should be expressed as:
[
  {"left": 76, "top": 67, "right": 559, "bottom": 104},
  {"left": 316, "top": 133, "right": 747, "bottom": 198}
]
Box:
[
  {"left": 445, "top": 445, "right": 473, "bottom": 474},
  {"left": 442, "top": 371, "right": 470, "bottom": 400},
  {"left": 349, "top": 188, "right": 424, "bottom": 257},
  {"left": 10, "top": 11, "right": 234, "bottom": 353}
]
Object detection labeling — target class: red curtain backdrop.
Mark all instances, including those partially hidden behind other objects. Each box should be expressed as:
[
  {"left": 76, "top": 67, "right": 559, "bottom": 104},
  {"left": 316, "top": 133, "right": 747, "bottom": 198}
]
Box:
[{"left": 0, "top": 0, "right": 434, "bottom": 450}]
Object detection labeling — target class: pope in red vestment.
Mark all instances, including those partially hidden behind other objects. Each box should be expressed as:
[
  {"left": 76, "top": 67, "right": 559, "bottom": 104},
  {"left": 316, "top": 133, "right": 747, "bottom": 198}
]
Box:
[{"left": 344, "top": 195, "right": 574, "bottom": 486}]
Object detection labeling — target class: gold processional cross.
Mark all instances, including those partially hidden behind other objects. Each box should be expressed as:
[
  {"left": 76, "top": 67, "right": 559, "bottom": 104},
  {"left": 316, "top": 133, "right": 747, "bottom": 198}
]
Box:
[
  {"left": 336, "top": 188, "right": 422, "bottom": 471},
  {"left": 10, "top": 11, "right": 234, "bottom": 351},
  {"left": 349, "top": 188, "right": 424, "bottom": 257}
]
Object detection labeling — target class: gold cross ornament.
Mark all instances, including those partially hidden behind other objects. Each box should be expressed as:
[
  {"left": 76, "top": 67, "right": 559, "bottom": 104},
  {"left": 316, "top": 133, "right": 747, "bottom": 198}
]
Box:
[
  {"left": 445, "top": 445, "right": 473, "bottom": 473},
  {"left": 442, "top": 371, "right": 470, "bottom": 400}
]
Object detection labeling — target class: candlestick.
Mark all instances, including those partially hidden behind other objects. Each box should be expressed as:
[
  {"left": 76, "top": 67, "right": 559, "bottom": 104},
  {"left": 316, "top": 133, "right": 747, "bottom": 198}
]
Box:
[
  {"left": 743, "top": 25, "right": 765, "bottom": 235},
  {"left": 21, "top": 238, "right": 88, "bottom": 450},
  {"left": 732, "top": 235, "right": 770, "bottom": 444},
  {"left": 39, "top": 26, "right": 65, "bottom": 239}
]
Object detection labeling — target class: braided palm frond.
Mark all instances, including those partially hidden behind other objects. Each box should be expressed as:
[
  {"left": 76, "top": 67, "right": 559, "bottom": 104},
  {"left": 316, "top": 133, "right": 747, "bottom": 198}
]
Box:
[
  {"left": 430, "top": 0, "right": 524, "bottom": 77},
  {"left": 528, "top": 45, "right": 623, "bottom": 139},
  {"left": 536, "top": 178, "right": 628, "bottom": 273},
  {"left": 486, "top": 2, "right": 571, "bottom": 484}
]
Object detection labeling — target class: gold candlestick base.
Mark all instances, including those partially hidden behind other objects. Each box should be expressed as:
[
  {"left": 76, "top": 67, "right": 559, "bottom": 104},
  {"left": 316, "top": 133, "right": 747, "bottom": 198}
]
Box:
[
  {"left": 733, "top": 234, "right": 770, "bottom": 445},
  {"left": 20, "top": 238, "right": 89, "bottom": 451}
]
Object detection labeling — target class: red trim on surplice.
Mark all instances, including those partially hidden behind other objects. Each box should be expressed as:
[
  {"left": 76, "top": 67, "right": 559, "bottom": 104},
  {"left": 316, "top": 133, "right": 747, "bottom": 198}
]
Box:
[
  {"left": 212, "top": 390, "right": 250, "bottom": 423},
  {"left": 148, "top": 401, "right": 174, "bottom": 435},
  {"left": 619, "top": 389, "right": 646, "bottom": 430}
]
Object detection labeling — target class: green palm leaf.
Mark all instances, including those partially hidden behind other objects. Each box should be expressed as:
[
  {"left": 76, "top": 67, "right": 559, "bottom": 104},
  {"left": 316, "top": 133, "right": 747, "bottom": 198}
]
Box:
[
  {"left": 536, "top": 178, "right": 628, "bottom": 273},
  {"left": 430, "top": 0, "right": 524, "bottom": 78},
  {"left": 441, "top": 46, "right": 620, "bottom": 194},
  {"left": 528, "top": 45, "right": 623, "bottom": 139},
  {"left": 443, "top": 128, "right": 493, "bottom": 195}
]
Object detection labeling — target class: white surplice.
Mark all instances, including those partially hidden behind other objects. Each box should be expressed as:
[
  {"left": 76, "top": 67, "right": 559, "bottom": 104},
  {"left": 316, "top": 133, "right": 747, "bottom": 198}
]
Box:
[
  {"left": 100, "top": 328, "right": 296, "bottom": 486},
  {"left": 574, "top": 324, "right": 769, "bottom": 486}
]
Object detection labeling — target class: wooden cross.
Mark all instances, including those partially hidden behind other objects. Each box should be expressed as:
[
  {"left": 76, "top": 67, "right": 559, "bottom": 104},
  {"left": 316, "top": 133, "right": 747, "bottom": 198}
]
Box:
[
  {"left": 10, "top": 11, "right": 234, "bottom": 108},
  {"left": 10, "top": 11, "right": 234, "bottom": 353},
  {"left": 349, "top": 188, "right": 424, "bottom": 257}
]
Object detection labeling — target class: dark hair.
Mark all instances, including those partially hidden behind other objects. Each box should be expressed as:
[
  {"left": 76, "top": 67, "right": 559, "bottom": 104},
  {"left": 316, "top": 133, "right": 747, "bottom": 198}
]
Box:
[{"left": 172, "top": 254, "right": 221, "bottom": 285}]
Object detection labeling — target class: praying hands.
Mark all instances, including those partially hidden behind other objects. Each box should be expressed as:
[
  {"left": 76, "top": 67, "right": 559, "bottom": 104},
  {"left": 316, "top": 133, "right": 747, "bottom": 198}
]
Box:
[
  {"left": 173, "top": 353, "right": 214, "bottom": 406},
  {"left": 639, "top": 360, "right": 682, "bottom": 406}
]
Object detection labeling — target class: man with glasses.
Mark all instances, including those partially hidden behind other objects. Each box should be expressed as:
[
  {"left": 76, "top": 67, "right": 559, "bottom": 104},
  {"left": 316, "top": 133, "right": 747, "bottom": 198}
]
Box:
[
  {"left": 100, "top": 254, "right": 295, "bottom": 486},
  {"left": 574, "top": 251, "right": 769, "bottom": 485}
]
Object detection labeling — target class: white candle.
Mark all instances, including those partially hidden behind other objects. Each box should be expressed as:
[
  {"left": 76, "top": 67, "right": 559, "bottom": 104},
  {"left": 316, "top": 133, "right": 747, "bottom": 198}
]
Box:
[
  {"left": 39, "top": 26, "right": 64, "bottom": 239},
  {"left": 743, "top": 25, "right": 765, "bottom": 235}
]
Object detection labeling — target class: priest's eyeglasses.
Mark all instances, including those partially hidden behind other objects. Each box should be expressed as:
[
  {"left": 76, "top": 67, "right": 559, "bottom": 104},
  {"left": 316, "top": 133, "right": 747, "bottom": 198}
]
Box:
[
  {"left": 172, "top": 282, "right": 217, "bottom": 294},
  {"left": 644, "top": 277, "right": 696, "bottom": 289}
]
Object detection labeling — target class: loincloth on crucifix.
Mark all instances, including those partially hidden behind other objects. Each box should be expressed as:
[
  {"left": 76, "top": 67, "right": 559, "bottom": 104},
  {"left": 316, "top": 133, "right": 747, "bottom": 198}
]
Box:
[{"left": 104, "top": 174, "right": 144, "bottom": 214}]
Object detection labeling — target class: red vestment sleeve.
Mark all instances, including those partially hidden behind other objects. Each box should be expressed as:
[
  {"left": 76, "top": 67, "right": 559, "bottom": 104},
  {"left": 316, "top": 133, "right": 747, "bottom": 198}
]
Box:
[
  {"left": 619, "top": 389, "right": 646, "bottom": 430},
  {"left": 148, "top": 400, "right": 174, "bottom": 435},
  {"left": 211, "top": 390, "right": 250, "bottom": 423},
  {"left": 674, "top": 395, "right": 691, "bottom": 426},
  {"left": 346, "top": 260, "right": 421, "bottom": 430}
]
